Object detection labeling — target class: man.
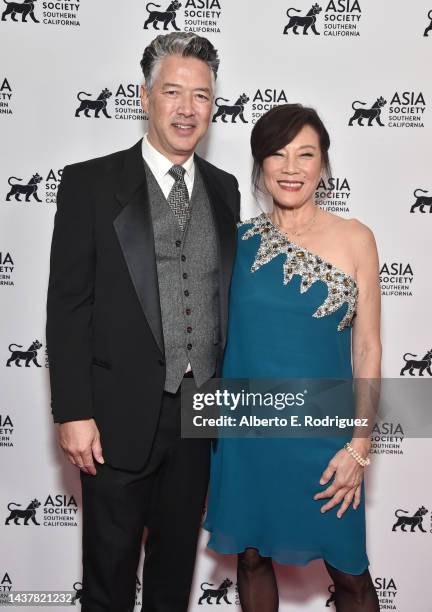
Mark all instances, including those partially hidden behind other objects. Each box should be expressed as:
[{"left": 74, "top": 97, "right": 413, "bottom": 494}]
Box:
[{"left": 46, "top": 32, "right": 240, "bottom": 611}]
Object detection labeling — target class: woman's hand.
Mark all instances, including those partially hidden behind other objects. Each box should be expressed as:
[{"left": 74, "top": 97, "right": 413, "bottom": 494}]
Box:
[{"left": 313, "top": 442, "right": 369, "bottom": 518}]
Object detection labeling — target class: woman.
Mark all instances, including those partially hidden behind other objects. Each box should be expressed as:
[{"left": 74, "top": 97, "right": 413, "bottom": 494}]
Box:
[{"left": 204, "top": 104, "right": 381, "bottom": 611}]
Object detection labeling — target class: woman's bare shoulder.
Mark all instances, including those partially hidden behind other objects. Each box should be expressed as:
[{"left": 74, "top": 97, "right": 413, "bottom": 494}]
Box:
[
  {"left": 345, "top": 217, "right": 376, "bottom": 246},
  {"left": 322, "top": 210, "right": 376, "bottom": 244}
]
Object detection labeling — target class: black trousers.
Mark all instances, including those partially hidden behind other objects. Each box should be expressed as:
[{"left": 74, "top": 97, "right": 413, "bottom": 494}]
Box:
[{"left": 80, "top": 389, "right": 210, "bottom": 612}]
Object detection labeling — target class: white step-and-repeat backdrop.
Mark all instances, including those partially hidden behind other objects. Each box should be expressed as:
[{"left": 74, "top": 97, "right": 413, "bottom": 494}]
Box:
[{"left": 1, "top": 1, "right": 431, "bottom": 610}]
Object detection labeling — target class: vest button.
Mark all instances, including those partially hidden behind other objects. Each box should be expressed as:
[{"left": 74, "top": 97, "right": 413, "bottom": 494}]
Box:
[
  {"left": 187, "top": 326, "right": 192, "bottom": 333},
  {"left": 181, "top": 255, "right": 186, "bottom": 262},
  {"left": 186, "top": 308, "right": 191, "bottom": 315},
  {"left": 175, "top": 240, "right": 181, "bottom": 247},
  {"left": 182, "top": 272, "right": 188, "bottom": 279},
  {"left": 187, "top": 343, "right": 192, "bottom": 350},
  {"left": 184, "top": 290, "right": 189, "bottom": 297}
]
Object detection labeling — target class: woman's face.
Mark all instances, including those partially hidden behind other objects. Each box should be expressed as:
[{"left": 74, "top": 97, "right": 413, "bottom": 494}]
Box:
[{"left": 262, "top": 124, "right": 323, "bottom": 210}]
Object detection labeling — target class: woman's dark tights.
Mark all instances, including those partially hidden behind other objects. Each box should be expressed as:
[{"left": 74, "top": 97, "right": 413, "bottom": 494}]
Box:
[
  {"left": 237, "top": 548, "right": 278, "bottom": 612},
  {"left": 237, "top": 549, "right": 379, "bottom": 612},
  {"left": 324, "top": 561, "right": 380, "bottom": 612}
]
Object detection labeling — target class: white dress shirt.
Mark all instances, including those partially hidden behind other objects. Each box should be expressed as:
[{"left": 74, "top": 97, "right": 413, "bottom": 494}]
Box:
[{"left": 141, "top": 132, "right": 195, "bottom": 198}]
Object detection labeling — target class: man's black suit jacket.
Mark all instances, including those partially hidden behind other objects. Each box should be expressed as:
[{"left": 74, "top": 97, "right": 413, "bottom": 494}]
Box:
[{"left": 46, "top": 139, "right": 240, "bottom": 471}]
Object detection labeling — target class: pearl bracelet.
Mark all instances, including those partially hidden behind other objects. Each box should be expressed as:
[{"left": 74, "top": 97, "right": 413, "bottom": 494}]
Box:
[{"left": 344, "top": 442, "right": 370, "bottom": 467}]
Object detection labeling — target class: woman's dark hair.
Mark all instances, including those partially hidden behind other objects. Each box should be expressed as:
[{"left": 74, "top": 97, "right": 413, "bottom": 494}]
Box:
[{"left": 250, "top": 103, "right": 331, "bottom": 195}]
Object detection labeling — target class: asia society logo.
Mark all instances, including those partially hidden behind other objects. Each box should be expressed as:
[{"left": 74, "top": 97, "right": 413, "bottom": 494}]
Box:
[
  {"left": 400, "top": 349, "right": 432, "bottom": 377},
  {"left": 331, "top": 577, "right": 399, "bottom": 609},
  {"left": 1, "top": 0, "right": 82, "bottom": 27},
  {"left": 348, "top": 92, "right": 427, "bottom": 128},
  {"left": 380, "top": 262, "right": 414, "bottom": 298},
  {"left": 74, "top": 85, "right": 148, "bottom": 121},
  {"left": 0, "top": 252, "right": 14, "bottom": 287},
  {"left": 283, "top": 1, "right": 362, "bottom": 38},
  {"left": 0, "top": 414, "right": 14, "bottom": 449},
  {"left": 5, "top": 169, "right": 63, "bottom": 204},
  {"left": 392, "top": 505, "right": 428, "bottom": 533},
  {"left": 424, "top": 9, "right": 432, "bottom": 36},
  {"left": 374, "top": 577, "right": 398, "bottom": 610},
  {"left": 325, "top": 583, "right": 335, "bottom": 606},
  {"left": 348, "top": 96, "right": 386, "bottom": 126},
  {"left": 144, "top": 0, "right": 223, "bottom": 35},
  {"left": 283, "top": 4, "right": 322, "bottom": 36},
  {"left": 315, "top": 177, "right": 351, "bottom": 214},
  {"left": 212, "top": 94, "right": 249, "bottom": 124},
  {"left": 370, "top": 422, "right": 404, "bottom": 456},
  {"left": 144, "top": 1, "right": 182, "bottom": 30},
  {"left": 197, "top": 578, "right": 236, "bottom": 605},
  {"left": 4, "top": 494, "right": 78, "bottom": 527},
  {"left": 0, "top": 572, "right": 12, "bottom": 603},
  {"left": 6, "top": 340, "right": 43, "bottom": 367},
  {"left": 0, "top": 78, "right": 12, "bottom": 116},
  {"left": 75, "top": 89, "right": 112, "bottom": 119},
  {"left": 212, "top": 89, "right": 288, "bottom": 125},
  {"left": 5, "top": 499, "right": 41, "bottom": 525},
  {"left": 135, "top": 576, "right": 142, "bottom": 607},
  {"left": 1, "top": 0, "right": 39, "bottom": 23},
  {"left": 6, "top": 173, "right": 42, "bottom": 202},
  {"left": 72, "top": 582, "right": 82, "bottom": 605},
  {"left": 410, "top": 187, "right": 432, "bottom": 213}
]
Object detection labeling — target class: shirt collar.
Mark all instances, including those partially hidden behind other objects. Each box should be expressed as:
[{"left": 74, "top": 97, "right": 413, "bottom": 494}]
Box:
[{"left": 141, "top": 133, "right": 195, "bottom": 183}]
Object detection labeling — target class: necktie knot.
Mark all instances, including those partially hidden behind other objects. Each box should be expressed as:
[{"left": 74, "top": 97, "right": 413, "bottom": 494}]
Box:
[{"left": 168, "top": 165, "right": 186, "bottom": 181}]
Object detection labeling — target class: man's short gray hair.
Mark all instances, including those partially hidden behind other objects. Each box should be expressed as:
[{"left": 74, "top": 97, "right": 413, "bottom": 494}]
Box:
[{"left": 140, "top": 32, "right": 219, "bottom": 91}]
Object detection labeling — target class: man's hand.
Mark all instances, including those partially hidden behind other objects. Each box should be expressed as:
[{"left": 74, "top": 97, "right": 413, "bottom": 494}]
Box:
[{"left": 57, "top": 419, "right": 104, "bottom": 475}]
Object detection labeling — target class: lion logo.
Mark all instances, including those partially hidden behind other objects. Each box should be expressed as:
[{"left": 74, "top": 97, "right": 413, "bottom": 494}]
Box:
[
  {"left": 75, "top": 89, "right": 112, "bottom": 119},
  {"left": 325, "top": 584, "right": 336, "bottom": 607},
  {"left": 410, "top": 188, "right": 432, "bottom": 213},
  {"left": 400, "top": 350, "right": 432, "bottom": 377},
  {"left": 71, "top": 582, "right": 83, "bottom": 605},
  {"left": 198, "top": 578, "right": 233, "bottom": 605},
  {"left": 6, "top": 340, "right": 43, "bottom": 367},
  {"left": 212, "top": 94, "right": 250, "bottom": 124},
  {"left": 283, "top": 4, "right": 322, "bottom": 35},
  {"left": 348, "top": 97, "right": 387, "bottom": 127},
  {"left": 1, "top": 0, "right": 39, "bottom": 23},
  {"left": 392, "top": 506, "right": 428, "bottom": 532},
  {"left": 144, "top": 1, "right": 181, "bottom": 31},
  {"left": 5, "top": 499, "right": 41, "bottom": 525},
  {"left": 424, "top": 9, "right": 432, "bottom": 36},
  {"left": 6, "top": 174, "right": 43, "bottom": 202}
]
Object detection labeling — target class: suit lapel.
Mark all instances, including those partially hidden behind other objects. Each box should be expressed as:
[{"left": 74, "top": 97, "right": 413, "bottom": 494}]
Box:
[
  {"left": 194, "top": 155, "right": 237, "bottom": 350},
  {"left": 113, "top": 140, "right": 164, "bottom": 355}
]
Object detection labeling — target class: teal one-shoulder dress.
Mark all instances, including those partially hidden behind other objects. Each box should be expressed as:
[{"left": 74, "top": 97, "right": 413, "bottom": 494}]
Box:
[{"left": 204, "top": 213, "right": 369, "bottom": 575}]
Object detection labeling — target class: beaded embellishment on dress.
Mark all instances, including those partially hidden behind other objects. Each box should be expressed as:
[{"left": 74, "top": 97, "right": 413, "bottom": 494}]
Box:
[{"left": 241, "top": 213, "right": 358, "bottom": 331}]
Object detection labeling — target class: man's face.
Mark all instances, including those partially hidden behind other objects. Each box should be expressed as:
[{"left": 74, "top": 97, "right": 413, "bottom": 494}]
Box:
[{"left": 141, "top": 54, "right": 214, "bottom": 163}]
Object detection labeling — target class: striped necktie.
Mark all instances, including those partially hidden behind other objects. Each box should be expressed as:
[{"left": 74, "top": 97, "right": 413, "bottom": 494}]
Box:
[{"left": 167, "top": 165, "right": 190, "bottom": 231}]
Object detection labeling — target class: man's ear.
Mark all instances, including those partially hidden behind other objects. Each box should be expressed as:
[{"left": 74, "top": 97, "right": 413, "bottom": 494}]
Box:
[{"left": 140, "top": 84, "right": 150, "bottom": 113}]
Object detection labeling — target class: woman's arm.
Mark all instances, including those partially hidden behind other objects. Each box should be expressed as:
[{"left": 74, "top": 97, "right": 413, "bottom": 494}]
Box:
[
  {"left": 314, "top": 220, "right": 382, "bottom": 517},
  {"left": 351, "top": 219, "right": 382, "bottom": 456}
]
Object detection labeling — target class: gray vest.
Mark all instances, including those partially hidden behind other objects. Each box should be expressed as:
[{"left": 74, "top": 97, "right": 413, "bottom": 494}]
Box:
[{"left": 144, "top": 161, "right": 219, "bottom": 393}]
